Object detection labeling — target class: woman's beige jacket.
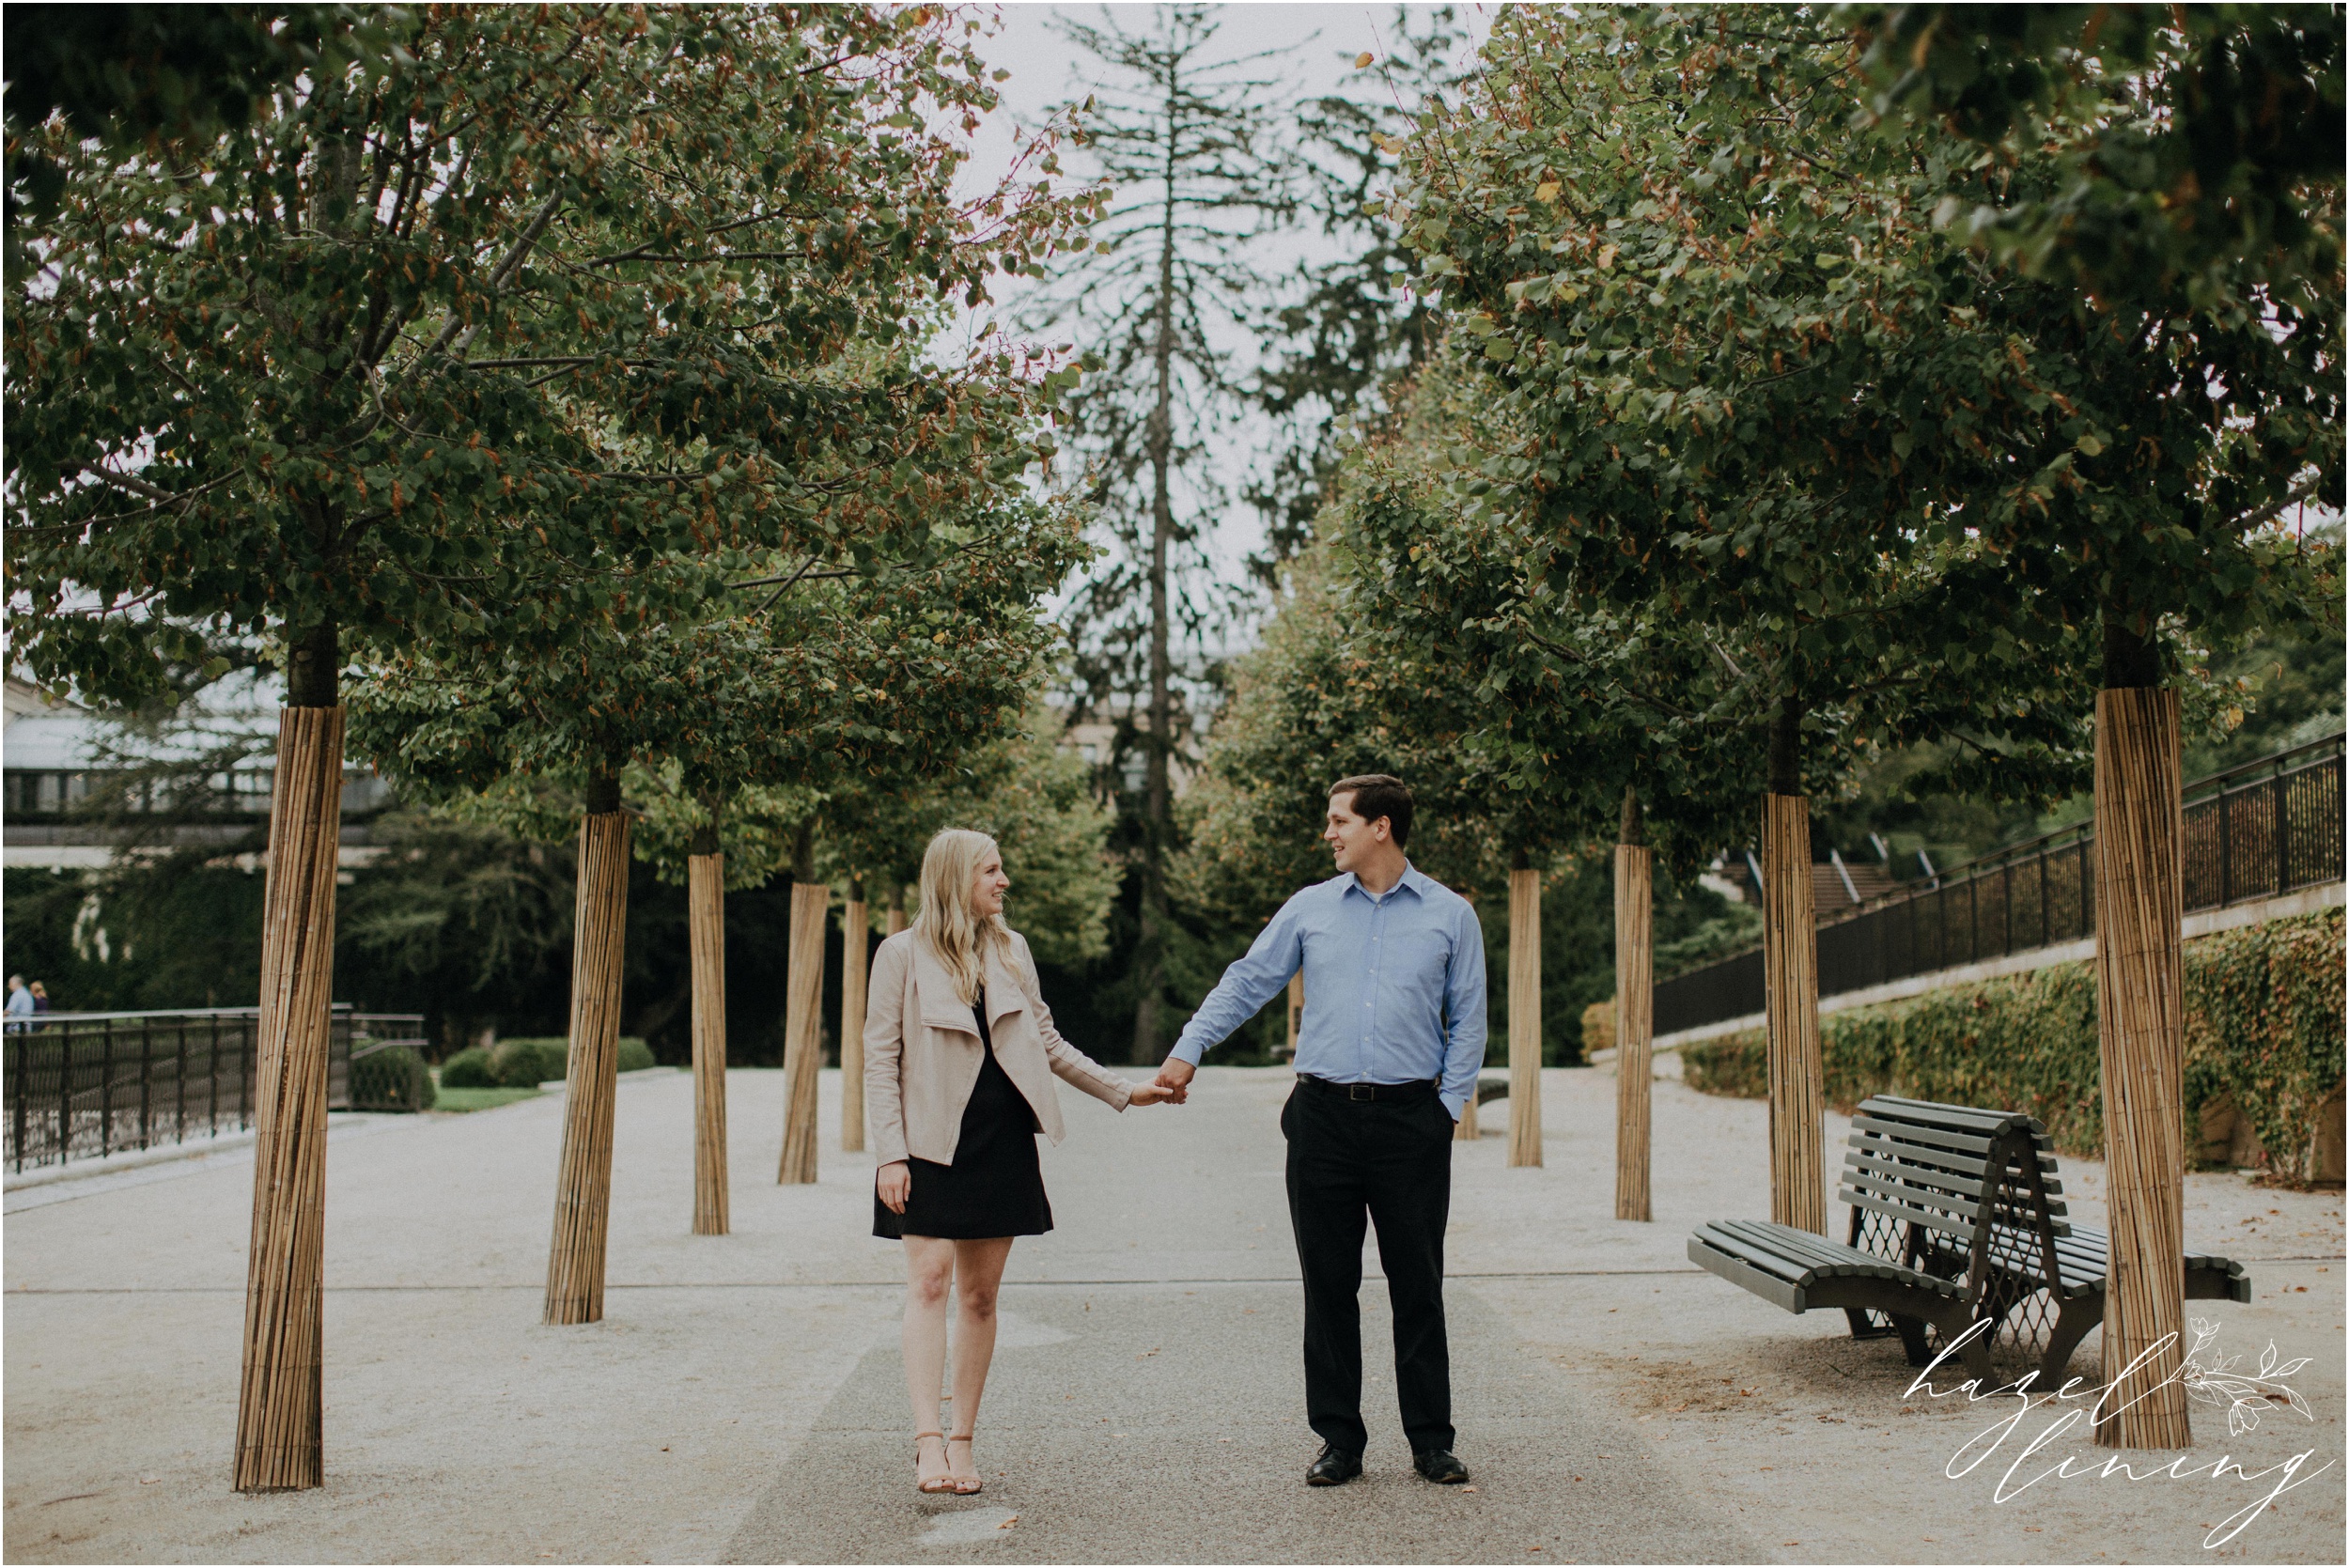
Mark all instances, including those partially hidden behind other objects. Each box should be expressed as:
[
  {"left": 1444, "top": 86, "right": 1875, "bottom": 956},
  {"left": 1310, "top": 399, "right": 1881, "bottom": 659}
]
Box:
[{"left": 863, "top": 927, "right": 1131, "bottom": 1167}]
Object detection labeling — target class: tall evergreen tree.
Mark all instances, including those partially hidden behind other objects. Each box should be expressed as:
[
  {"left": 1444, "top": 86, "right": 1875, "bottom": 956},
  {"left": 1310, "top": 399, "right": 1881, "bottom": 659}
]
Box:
[
  {"left": 1033, "top": 4, "right": 1294, "bottom": 1059},
  {"left": 1249, "top": 8, "right": 1476, "bottom": 576}
]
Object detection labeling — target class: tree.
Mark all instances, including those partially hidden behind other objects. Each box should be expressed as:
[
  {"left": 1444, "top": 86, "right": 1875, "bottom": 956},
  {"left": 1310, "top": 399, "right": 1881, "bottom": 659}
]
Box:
[
  {"left": 2, "top": 4, "right": 413, "bottom": 265},
  {"left": 1844, "top": 4, "right": 2343, "bottom": 344},
  {"left": 8, "top": 4, "right": 1083, "bottom": 1489},
  {"left": 1330, "top": 349, "right": 1763, "bottom": 1184},
  {"left": 1248, "top": 8, "right": 1478, "bottom": 576},
  {"left": 1389, "top": 8, "right": 2113, "bottom": 1239},
  {"left": 1393, "top": 7, "right": 2336, "bottom": 1446},
  {"left": 1034, "top": 4, "right": 1296, "bottom": 1061},
  {"left": 353, "top": 489, "right": 1082, "bottom": 1258},
  {"left": 1839, "top": 3, "right": 2345, "bottom": 1449}
]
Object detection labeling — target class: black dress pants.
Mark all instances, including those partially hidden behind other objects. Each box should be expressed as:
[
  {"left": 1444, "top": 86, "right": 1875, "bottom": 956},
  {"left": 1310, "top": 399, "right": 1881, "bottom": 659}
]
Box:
[{"left": 1281, "top": 1079, "right": 1455, "bottom": 1455}]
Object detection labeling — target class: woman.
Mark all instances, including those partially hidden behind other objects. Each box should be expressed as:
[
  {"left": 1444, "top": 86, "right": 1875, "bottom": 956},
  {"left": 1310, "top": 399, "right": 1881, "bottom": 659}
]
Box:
[{"left": 865, "top": 828, "right": 1173, "bottom": 1496}]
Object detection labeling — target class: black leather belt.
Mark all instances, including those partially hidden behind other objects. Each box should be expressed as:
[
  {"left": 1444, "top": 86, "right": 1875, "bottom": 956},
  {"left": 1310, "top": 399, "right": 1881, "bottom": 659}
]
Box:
[{"left": 1296, "top": 1074, "right": 1439, "bottom": 1103}]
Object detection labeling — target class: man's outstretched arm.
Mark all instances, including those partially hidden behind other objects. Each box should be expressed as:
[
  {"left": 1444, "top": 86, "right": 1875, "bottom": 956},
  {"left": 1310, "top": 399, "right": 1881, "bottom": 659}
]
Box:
[{"left": 1154, "top": 896, "right": 1306, "bottom": 1097}]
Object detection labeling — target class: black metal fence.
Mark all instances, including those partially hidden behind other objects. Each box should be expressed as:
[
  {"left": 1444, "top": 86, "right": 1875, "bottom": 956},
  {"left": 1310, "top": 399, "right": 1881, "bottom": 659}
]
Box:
[
  {"left": 1654, "top": 733, "right": 2345, "bottom": 1037},
  {"left": 5, "top": 1008, "right": 427, "bottom": 1173}
]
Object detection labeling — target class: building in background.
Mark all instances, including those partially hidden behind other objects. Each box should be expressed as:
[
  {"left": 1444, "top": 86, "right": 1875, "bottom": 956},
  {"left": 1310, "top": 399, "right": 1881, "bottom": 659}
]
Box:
[{"left": 3, "top": 675, "right": 391, "bottom": 871}]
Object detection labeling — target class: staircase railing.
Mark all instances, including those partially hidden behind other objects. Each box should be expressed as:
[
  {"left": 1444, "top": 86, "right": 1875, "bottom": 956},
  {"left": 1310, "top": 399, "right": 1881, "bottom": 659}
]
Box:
[{"left": 1653, "top": 732, "right": 2345, "bottom": 1038}]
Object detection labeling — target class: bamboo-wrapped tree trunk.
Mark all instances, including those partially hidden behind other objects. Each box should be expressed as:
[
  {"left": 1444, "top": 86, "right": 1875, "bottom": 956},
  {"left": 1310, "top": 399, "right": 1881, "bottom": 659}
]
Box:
[
  {"left": 1614, "top": 788, "right": 1654, "bottom": 1222},
  {"left": 840, "top": 880, "right": 868, "bottom": 1154},
  {"left": 1762, "top": 701, "right": 1826, "bottom": 1234},
  {"left": 887, "top": 893, "right": 907, "bottom": 940},
  {"left": 688, "top": 818, "right": 728, "bottom": 1236},
  {"left": 777, "top": 830, "right": 827, "bottom": 1185},
  {"left": 545, "top": 774, "right": 632, "bottom": 1325},
  {"left": 1506, "top": 859, "right": 1543, "bottom": 1167},
  {"left": 2093, "top": 632, "right": 2190, "bottom": 1449},
  {"left": 233, "top": 683, "right": 343, "bottom": 1493},
  {"left": 1284, "top": 971, "right": 1302, "bottom": 1060}
]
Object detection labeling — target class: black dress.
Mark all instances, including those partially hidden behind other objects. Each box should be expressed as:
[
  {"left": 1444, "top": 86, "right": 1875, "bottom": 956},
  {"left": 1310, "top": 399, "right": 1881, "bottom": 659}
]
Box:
[{"left": 873, "top": 1001, "right": 1054, "bottom": 1240}]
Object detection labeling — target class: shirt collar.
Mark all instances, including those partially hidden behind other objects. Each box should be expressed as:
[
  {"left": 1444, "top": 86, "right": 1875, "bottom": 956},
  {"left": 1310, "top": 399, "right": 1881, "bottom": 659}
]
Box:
[{"left": 1346, "top": 862, "right": 1426, "bottom": 904}]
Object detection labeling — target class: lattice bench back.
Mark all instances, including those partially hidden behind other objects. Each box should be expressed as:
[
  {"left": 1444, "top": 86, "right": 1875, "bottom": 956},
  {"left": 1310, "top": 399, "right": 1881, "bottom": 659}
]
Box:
[{"left": 1841, "top": 1095, "right": 2071, "bottom": 1332}]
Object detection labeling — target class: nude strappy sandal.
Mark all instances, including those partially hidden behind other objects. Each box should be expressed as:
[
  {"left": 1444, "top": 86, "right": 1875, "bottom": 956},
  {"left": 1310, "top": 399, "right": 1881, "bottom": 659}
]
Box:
[
  {"left": 914, "top": 1430, "right": 957, "bottom": 1494},
  {"left": 945, "top": 1432, "right": 983, "bottom": 1495}
]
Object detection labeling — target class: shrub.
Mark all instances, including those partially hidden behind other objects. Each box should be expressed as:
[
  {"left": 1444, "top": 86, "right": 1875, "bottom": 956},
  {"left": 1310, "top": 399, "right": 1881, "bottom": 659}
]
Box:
[
  {"left": 487, "top": 1035, "right": 655, "bottom": 1086},
  {"left": 1581, "top": 999, "right": 1616, "bottom": 1058},
  {"left": 1675, "top": 909, "right": 2343, "bottom": 1172},
  {"left": 440, "top": 1046, "right": 496, "bottom": 1088},
  {"left": 1683, "top": 1032, "right": 1766, "bottom": 1098},
  {"left": 490, "top": 1037, "right": 570, "bottom": 1087},
  {"left": 350, "top": 1046, "right": 436, "bottom": 1111},
  {"left": 2183, "top": 909, "right": 2345, "bottom": 1184}
]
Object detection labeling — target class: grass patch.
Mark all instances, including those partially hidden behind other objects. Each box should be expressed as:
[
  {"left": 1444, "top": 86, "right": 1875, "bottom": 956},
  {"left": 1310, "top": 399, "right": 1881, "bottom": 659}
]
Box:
[{"left": 430, "top": 1084, "right": 542, "bottom": 1113}]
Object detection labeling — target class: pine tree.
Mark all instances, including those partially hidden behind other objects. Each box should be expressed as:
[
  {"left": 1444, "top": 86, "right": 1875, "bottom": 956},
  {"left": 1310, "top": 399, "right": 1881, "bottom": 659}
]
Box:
[
  {"left": 1032, "top": 4, "right": 1295, "bottom": 1059},
  {"left": 1248, "top": 8, "right": 1476, "bottom": 577}
]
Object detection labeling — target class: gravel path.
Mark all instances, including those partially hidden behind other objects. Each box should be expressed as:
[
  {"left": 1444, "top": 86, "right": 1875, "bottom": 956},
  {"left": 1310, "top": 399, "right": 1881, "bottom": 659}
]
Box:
[{"left": 5, "top": 1062, "right": 2341, "bottom": 1563}]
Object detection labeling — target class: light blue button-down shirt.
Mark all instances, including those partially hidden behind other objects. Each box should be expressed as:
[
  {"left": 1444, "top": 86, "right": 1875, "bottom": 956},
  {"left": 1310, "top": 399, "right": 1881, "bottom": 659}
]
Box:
[{"left": 1170, "top": 864, "right": 1488, "bottom": 1119}]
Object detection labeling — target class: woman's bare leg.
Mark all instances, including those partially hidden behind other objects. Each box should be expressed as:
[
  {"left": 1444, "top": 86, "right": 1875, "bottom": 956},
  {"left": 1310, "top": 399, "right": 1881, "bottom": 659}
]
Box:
[
  {"left": 902, "top": 1235, "right": 957, "bottom": 1488},
  {"left": 945, "top": 1236, "right": 1015, "bottom": 1490}
]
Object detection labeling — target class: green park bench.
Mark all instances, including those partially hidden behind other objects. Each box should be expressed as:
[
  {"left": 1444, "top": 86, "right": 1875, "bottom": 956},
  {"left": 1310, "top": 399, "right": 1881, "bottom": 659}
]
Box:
[{"left": 1688, "top": 1094, "right": 2250, "bottom": 1383}]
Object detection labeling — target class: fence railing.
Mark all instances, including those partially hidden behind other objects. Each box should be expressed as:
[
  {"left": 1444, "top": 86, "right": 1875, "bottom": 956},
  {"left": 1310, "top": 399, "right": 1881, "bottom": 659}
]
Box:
[
  {"left": 1654, "top": 733, "right": 2345, "bottom": 1038},
  {"left": 5, "top": 1008, "right": 427, "bottom": 1173}
]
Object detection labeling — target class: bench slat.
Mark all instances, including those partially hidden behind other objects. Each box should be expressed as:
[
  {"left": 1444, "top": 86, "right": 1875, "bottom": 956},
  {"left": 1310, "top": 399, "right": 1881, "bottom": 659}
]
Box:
[
  {"left": 1691, "top": 1224, "right": 1817, "bottom": 1283},
  {"left": 1849, "top": 1114, "right": 1999, "bottom": 1157},
  {"left": 1861, "top": 1095, "right": 2048, "bottom": 1141},
  {"left": 1707, "top": 1220, "right": 1864, "bottom": 1278},
  {"left": 1688, "top": 1234, "right": 1807, "bottom": 1313},
  {"left": 1848, "top": 1118, "right": 2061, "bottom": 1174},
  {"left": 1698, "top": 1220, "right": 1968, "bottom": 1300},
  {"left": 1711, "top": 1220, "right": 1958, "bottom": 1290},
  {"left": 1847, "top": 1137, "right": 1996, "bottom": 1178},
  {"left": 1844, "top": 1149, "right": 1994, "bottom": 1200},
  {"left": 1841, "top": 1186, "right": 1983, "bottom": 1242}
]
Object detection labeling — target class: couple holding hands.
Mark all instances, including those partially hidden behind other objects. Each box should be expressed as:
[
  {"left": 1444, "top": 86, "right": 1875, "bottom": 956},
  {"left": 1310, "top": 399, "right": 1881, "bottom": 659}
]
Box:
[{"left": 864, "top": 775, "right": 1486, "bottom": 1497}]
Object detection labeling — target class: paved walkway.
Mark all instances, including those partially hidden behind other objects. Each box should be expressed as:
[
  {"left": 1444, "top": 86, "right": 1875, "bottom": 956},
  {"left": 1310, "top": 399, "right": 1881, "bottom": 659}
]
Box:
[{"left": 6, "top": 1064, "right": 2342, "bottom": 1562}]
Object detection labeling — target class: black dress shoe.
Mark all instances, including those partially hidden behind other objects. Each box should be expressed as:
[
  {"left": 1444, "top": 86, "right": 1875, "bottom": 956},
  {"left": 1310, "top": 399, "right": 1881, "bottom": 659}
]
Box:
[
  {"left": 1305, "top": 1443, "right": 1363, "bottom": 1486},
  {"left": 1413, "top": 1448, "right": 1470, "bottom": 1483}
]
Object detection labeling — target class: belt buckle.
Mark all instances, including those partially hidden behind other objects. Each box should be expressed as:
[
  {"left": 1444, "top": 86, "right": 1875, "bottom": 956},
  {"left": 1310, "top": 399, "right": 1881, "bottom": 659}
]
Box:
[{"left": 1346, "top": 1082, "right": 1374, "bottom": 1102}]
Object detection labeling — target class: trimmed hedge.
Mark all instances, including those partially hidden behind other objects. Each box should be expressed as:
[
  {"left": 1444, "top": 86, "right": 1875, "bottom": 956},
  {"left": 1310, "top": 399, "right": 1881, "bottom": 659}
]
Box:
[
  {"left": 1681, "top": 908, "right": 2343, "bottom": 1178},
  {"left": 485, "top": 1035, "right": 655, "bottom": 1086},
  {"left": 439, "top": 1037, "right": 657, "bottom": 1089},
  {"left": 350, "top": 1045, "right": 437, "bottom": 1111},
  {"left": 440, "top": 1045, "right": 496, "bottom": 1088}
]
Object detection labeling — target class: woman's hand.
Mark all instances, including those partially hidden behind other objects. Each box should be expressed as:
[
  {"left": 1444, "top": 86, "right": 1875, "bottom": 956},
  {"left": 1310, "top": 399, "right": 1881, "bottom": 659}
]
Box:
[
  {"left": 1128, "top": 1082, "right": 1178, "bottom": 1107},
  {"left": 876, "top": 1160, "right": 911, "bottom": 1213}
]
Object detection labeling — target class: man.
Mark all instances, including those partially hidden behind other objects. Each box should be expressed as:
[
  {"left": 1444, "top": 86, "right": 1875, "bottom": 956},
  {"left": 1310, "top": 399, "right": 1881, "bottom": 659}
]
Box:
[
  {"left": 4, "top": 975, "right": 32, "bottom": 1029},
  {"left": 1155, "top": 775, "right": 1486, "bottom": 1488}
]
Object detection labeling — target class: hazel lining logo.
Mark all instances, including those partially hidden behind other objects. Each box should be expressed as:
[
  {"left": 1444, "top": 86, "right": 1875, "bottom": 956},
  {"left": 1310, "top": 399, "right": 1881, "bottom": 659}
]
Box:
[{"left": 1911, "top": 1317, "right": 2331, "bottom": 1549}]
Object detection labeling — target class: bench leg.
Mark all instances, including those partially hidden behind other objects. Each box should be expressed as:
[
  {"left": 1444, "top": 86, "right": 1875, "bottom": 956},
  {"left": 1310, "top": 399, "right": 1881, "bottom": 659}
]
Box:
[
  {"left": 1843, "top": 1308, "right": 1897, "bottom": 1342},
  {"left": 2038, "top": 1294, "right": 2101, "bottom": 1387},
  {"left": 1893, "top": 1306, "right": 1995, "bottom": 1378}
]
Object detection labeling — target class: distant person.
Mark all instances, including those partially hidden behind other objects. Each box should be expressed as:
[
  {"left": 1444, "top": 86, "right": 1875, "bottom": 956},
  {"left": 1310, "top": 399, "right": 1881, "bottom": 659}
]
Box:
[
  {"left": 4, "top": 975, "right": 31, "bottom": 1030},
  {"left": 865, "top": 828, "right": 1178, "bottom": 1496},
  {"left": 1155, "top": 775, "right": 1486, "bottom": 1489},
  {"left": 28, "top": 982, "right": 50, "bottom": 1014}
]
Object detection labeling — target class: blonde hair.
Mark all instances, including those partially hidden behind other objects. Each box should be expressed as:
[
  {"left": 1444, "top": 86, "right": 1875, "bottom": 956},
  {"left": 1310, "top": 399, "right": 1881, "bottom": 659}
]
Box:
[{"left": 912, "top": 828, "right": 1010, "bottom": 1006}]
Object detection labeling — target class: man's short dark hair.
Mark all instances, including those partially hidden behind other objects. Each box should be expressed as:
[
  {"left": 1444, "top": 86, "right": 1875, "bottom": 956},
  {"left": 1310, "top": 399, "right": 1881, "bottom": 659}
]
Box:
[{"left": 1329, "top": 774, "right": 1413, "bottom": 848}]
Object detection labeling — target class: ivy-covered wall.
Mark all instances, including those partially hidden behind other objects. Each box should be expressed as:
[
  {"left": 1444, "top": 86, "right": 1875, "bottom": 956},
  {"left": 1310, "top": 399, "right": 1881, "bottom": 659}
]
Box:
[{"left": 1682, "top": 908, "right": 2344, "bottom": 1182}]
